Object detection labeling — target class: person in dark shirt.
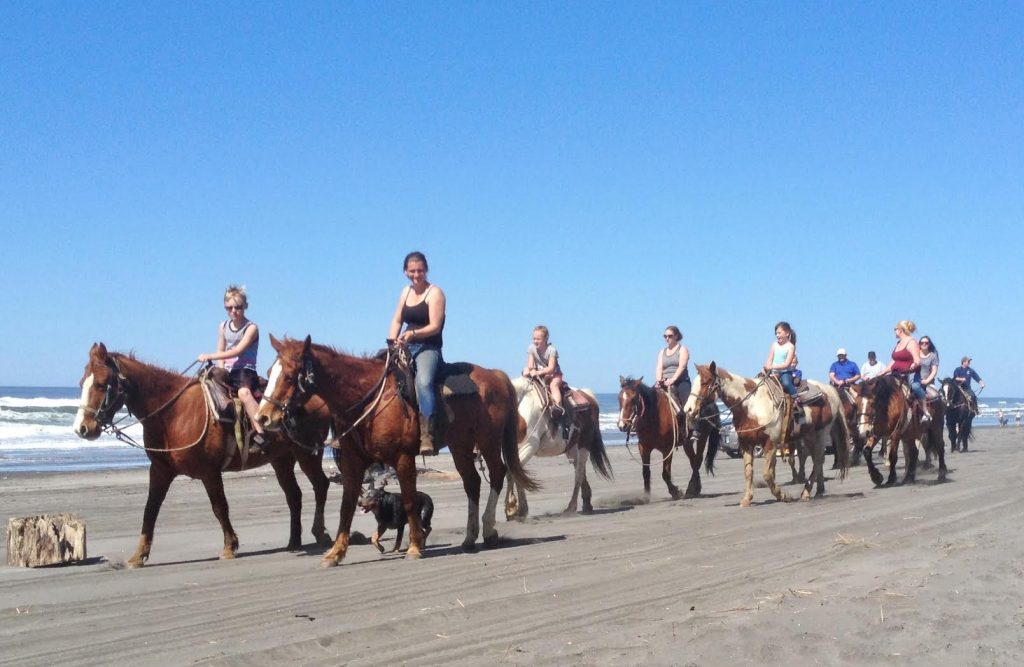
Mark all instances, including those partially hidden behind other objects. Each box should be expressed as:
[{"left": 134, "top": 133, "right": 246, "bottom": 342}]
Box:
[{"left": 952, "top": 356, "right": 985, "bottom": 414}]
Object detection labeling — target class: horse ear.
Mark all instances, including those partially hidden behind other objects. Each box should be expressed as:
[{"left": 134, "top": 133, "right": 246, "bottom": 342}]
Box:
[
  {"left": 270, "top": 334, "right": 282, "bottom": 352},
  {"left": 709, "top": 361, "right": 717, "bottom": 375},
  {"left": 619, "top": 375, "right": 626, "bottom": 386},
  {"left": 637, "top": 375, "right": 644, "bottom": 385},
  {"left": 302, "top": 335, "right": 312, "bottom": 356},
  {"left": 95, "top": 342, "right": 108, "bottom": 358}
]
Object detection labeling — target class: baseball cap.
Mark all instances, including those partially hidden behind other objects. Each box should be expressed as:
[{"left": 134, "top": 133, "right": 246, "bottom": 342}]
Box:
[
  {"left": 836, "top": 348, "right": 847, "bottom": 356},
  {"left": 961, "top": 356, "right": 972, "bottom": 363}
]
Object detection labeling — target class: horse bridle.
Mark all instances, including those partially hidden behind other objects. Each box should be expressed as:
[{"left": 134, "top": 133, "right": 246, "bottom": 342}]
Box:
[
  {"left": 80, "top": 357, "right": 128, "bottom": 428},
  {"left": 619, "top": 383, "right": 647, "bottom": 436}
]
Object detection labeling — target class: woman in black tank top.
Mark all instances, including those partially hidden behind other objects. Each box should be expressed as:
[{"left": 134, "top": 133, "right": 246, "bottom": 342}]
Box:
[{"left": 388, "top": 252, "right": 446, "bottom": 455}]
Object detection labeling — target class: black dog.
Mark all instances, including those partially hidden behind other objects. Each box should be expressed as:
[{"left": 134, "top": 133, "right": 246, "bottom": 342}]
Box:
[{"left": 358, "top": 486, "right": 433, "bottom": 553}]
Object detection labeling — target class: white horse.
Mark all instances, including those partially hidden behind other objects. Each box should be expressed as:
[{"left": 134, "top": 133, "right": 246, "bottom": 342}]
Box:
[{"left": 505, "top": 377, "right": 613, "bottom": 519}]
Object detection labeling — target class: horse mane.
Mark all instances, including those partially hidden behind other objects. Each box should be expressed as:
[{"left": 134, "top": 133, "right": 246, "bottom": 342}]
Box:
[
  {"left": 108, "top": 351, "right": 194, "bottom": 396},
  {"left": 872, "top": 375, "right": 897, "bottom": 414}
]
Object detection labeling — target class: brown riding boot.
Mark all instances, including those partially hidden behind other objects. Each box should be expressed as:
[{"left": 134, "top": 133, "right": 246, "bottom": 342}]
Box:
[{"left": 418, "top": 414, "right": 436, "bottom": 456}]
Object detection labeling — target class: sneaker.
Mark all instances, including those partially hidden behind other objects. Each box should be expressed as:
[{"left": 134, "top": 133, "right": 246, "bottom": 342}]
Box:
[
  {"left": 249, "top": 432, "right": 268, "bottom": 455},
  {"left": 921, "top": 413, "right": 931, "bottom": 423}
]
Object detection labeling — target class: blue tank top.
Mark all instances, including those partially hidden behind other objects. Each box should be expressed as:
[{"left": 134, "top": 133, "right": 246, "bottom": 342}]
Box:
[
  {"left": 772, "top": 343, "right": 791, "bottom": 368},
  {"left": 223, "top": 320, "right": 258, "bottom": 371}
]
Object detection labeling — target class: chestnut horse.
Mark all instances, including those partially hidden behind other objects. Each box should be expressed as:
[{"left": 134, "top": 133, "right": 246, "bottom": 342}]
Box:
[
  {"left": 616, "top": 376, "right": 721, "bottom": 500},
  {"left": 940, "top": 377, "right": 973, "bottom": 453},
  {"left": 684, "top": 363, "right": 848, "bottom": 507},
  {"left": 855, "top": 376, "right": 947, "bottom": 486},
  {"left": 507, "top": 376, "right": 612, "bottom": 518},
  {"left": 73, "top": 343, "right": 333, "bottom": 567},
  {"left": 256, "top": 335, "right": 538, "bottom": 567}
]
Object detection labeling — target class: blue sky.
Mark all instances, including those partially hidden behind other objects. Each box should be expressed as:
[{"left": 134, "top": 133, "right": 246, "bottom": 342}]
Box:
[{"left": 2, "top": 3, "right": 1021, "bottom": 394}]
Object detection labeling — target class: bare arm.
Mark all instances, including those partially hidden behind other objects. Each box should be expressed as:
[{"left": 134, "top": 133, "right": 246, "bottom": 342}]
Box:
[
  {"left": 198, "top": 323, "right": 258, "bottom": 364},
  {"left": 655, "top": 350, "right": 664, "bottom": 385},
  {"left": 388, "top": 287, "right": 409, "bottom": 340}
]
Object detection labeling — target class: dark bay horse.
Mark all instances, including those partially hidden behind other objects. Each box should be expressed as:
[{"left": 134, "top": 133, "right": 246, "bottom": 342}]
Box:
[
  {"left": 256, "top": 335, "right": 538, "bottom": 567},
  {"left": 73, "top": 343, "right": 333, "bottom": 567},
  {"left": 507, "top": 376, "right": 613, "bottom": 518},
  {"left": 941, "top": 377, "right": 974, "bottom": 453},
  {"left": 684, "top": 363, "right": 848, "bottom": 507},
  {"left": 855, "top": 376, "right": 947, "bottom": 486},
  {"left": 616, "top": 376, "right": 720, "bottom": 501}
]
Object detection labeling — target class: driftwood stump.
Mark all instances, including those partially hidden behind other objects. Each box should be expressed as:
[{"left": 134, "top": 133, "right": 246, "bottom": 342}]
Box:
[{"left": 6, "top": 514, "right": 87, "bottom": 567}]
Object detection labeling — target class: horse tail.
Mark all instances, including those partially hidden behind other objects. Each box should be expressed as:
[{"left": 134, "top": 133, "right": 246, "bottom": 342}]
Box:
[
  {"left": 500, "top": 374, "right": 541, "bottom": 493},
  {"left": 702, "top": 403, "right": 720, "bottom": 476},
  {"left": 579, "top": 389, "right": 612, "bottom": 480}
]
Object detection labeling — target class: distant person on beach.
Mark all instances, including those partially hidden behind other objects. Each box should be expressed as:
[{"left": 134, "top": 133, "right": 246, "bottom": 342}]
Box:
[
  {"left": 1015, "top": 411, "right": 1022, "bottom": 427},
  {"left": 829, "top": 348, "right": 861, "bottom": 388},
  {"left": 917, "top": 335, "right": 940, "bottom": 399},
  {"left": 389, "top": 251, "right": 446, "bottom": 456},
  {"left": 523, "top": 325, "right": 564, "bottom": 416},
  {"left": 882, "top": 320, "right": 928, "bottom": 422},
  {"left": 860, "top": 351, "right": 885, "bottom": 380},
  {"left": 763, "top": 321, "right": 803, "bottom": 423},
  {"left": 197, "top": 284, "right": 265, "bottom": 451},
  {"left": 998, "top": 410, "right": 1007, "bottom": 427},
  {"left": 953, "top": 356, "right": 985, "bottom": 415},
  {"left": 654, "top": 325, "right": 691, "bottom": 415}
]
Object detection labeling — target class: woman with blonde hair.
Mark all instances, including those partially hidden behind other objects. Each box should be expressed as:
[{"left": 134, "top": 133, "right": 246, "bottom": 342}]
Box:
[{"left": 883, "top": 319, "right": 928, "bottom": 422}]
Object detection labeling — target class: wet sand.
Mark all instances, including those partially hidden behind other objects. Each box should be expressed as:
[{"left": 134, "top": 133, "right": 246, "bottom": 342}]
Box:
[{"left": 2, "top": 428, "right": 1023, "bottom": 666}]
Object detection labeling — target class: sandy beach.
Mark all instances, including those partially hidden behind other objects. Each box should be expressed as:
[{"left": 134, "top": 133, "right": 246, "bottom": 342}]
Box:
[{"left": 3, "top": 429, "right": 1023, "bottom": 666}]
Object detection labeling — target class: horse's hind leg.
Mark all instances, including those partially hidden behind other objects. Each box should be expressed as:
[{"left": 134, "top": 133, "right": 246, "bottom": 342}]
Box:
[
  {"left": 127, "top": 464, "right": 176, "bottom": 568},
  {"left": 901, "top": 437, "right": 918, "bottom": 485},
  {"left": 451, "top": 448, "right": 484, "bottom": 551},
  {"left": 480, "top": 440, "right": 507, "bottom": 547},
  {"left": 683, "top": 436, "right": 702, "bottom": 499},
  {"left": 394, "top": 453, "right": 424, "bottom": 559},
  {"left": 270, "top": 456, "right": 304, "bottom": 550},
  {"left": 295, "top": 451, "right": 333, "bottom": 546},
  {"left": 200, "top": 473, "right": 239, "bottom": 560},
  {"left": 663, "top": 450, "right": 682, "bottom": 500}
]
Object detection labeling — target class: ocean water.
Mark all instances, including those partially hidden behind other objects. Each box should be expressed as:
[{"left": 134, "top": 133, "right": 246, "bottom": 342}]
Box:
[{"left": 2, "top": 386, "right": 1021, "bottom": 474}]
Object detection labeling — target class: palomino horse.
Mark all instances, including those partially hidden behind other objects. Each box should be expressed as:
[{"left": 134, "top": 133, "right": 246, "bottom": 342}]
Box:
[
  {"left": 506, "top": 377, "right": 612, "bottom": 519},
  {"left": 256, "top": 336, "right": 538, "bottom": 567},
  {"left": 855, "top": 376, "right": 947, "bottom": 486},
  {"left": 684, "top": 363, "right": 848, "bottom": 506},
  {"left": 73, "top": 343, "right": 333, "bottom": 567},
  {"left": 940, "top": 377, "right": 974, "bottom": 453},
  {"left": 616, "top": 377, "right": 721, "bottom": 500}
]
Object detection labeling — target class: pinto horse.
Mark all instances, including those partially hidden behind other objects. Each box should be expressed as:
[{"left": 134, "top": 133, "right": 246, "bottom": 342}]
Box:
[
  {"left": 941, "top": 377, "right": 974, "bottom": 453},
  {"left": 783, "top": 383, "right": 852, "bottom": 494},
  {"left": 855, "top": 376, "right": 947, "bottom": 486},
  {"left": 73, "top": 343, "right": 333, "bottom": 567},
  {"left": 684, "top": 363, "right": 848, "bottom": 507},
  {"left": 506, "top": 377, "right": 612, "bottom": 518},
  {"left": 256, "top": 335, "right": 538, "bottom": 567},
  {"left": 616, "top": 376, "right": 720, "bottom": 501}
]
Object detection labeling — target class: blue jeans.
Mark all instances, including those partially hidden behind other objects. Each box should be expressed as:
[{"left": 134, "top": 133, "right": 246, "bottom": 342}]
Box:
[
  {"left": 774, "top": 370, "right": 797, "bottom": 397},
  {"left": 910, "top": 380, "right": 926, "bottom": 400},
  {"left": 408, "top": 344, "right": 442, "bottom": 418}
]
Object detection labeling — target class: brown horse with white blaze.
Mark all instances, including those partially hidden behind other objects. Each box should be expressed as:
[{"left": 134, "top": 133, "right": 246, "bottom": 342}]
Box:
[
  {"left": 256, "top": 335, "right": 538, "bottom": 568},
  {"left": 855, "top": 376, "right": 947, "bottom": 486},
  {"left": 616, "top": 376, "right": 721, "bottom": 500},
  {"left": 73, "top": 343, "right": 333, "bottom": 567},
  {"left": 684, "top": 363, "right": 848, "bottom": 507}
]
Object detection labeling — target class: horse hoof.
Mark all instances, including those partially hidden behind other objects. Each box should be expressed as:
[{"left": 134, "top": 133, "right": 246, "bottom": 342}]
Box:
[
  {"left": 739, "top": 499, "right": 752, "bottom": 508},
  {"left": 320, "top": 557, "right": 339, "bottom": 568},
  {"left": 483, "top": 533, "right": 500, "bottom": 548},
  {"left": 287, "top": 540, "right": 302, "bottom": 552},
  {"left": 461, "top": 540, "right": 479, "bottom": 553},
  {"left": 219, "top": 551, "right": 236, "bottom": 560},
  {"left": 125, "top": 558, "right": 145, "bottom": 569},
  {"left": 405, "top": 548, "right": 422, "bottom": 560}
]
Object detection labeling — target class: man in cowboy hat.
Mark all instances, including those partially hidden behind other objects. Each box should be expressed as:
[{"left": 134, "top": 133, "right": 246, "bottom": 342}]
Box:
[{"left": 953, "top": 356, "right": 985, "bottom": 414}]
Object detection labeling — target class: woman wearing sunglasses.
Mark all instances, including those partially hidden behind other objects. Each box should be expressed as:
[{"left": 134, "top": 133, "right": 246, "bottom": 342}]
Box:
[
  {"left": 655, "top": 326, "right": 691, "bottom": 416},
  {"left": 198, "top": 284, "right": 266, "bottom": 449}
]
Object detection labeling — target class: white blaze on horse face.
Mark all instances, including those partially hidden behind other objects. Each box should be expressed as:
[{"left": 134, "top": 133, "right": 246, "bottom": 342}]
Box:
[
  {"left": 261, "top": 360, "right": 282, "bottom": 410},
  {"left": 617, "top": 390, "right": 629, "bottom": 429},
  {"left": 72, "top": 373, "right": 94, "bottom": 434},
  {"left": 857, "top": 396, "right": 872, "bottom": 438},
  {"left": 683, "top": 376, "right": 701, "bottom": 416}
]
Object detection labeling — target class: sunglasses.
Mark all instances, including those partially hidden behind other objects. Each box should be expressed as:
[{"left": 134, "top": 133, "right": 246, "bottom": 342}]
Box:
[
  {"left": 225, "top": 305, "right": 245, "bottom": 311},
  {"left": 921, "top": 341, "right": 930, "bottom": 346},
  {"left": 663, "top": 334, "right": 675, "bottom": 339}
]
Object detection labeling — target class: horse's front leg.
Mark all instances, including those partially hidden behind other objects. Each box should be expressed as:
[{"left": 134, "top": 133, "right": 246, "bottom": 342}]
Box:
[
  {"left": 639, "top": 442, "right": 653, "bottom": 499},
  {"left": 200, "top": 473, "right": 239, "bottom": 560},
  {"left": 394, "top": 452, "right": 423, "bottom": 559},
  {"left": 864, "top": 436, "right": 884, "bottom": 486},
  {"left": 740, "top": 444, "right": 754, "bottom": 507},
  {"left": 901, "top": 436, "right": 918, "bottom": 485},
  {"left": 885, "top": 438, "right": 900, "bottom": 486},
  {"left": 127, "top": 463, "right": 176, "bottom": 568},
  {"left": 269, "top": 456, "right": 304, "bottom": 550},
  {"left": 295, "top": 449, "right": 333, "bottom": 547},
  {"left": 321, "top": 452, "right": 367, "bottom": 568}
]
